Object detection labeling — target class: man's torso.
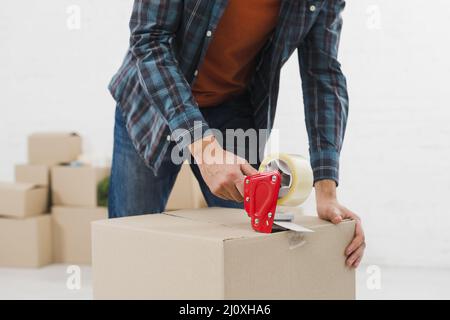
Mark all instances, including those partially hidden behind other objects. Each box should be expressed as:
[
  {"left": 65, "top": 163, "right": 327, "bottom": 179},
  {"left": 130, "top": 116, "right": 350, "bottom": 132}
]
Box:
[
  {"left": 191, "top": 0, "right": 281, "bottom": 108},
  {"left": 108, "top": 0, "right": 327, "bottom": 170}
]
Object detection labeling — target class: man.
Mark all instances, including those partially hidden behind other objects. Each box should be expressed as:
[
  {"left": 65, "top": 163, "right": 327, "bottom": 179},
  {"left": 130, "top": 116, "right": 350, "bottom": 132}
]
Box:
[{"left": 108, "top": 0, "right": 365, "bottom": 268}]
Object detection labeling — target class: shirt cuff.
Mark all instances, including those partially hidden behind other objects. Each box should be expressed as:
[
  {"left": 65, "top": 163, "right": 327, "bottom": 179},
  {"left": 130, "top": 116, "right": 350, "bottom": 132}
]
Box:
[
  {"left": 309, "top": 149, "right": 340, "bottom": 186},
  {"left": 168, "top": 108, "right": 211, "bottom": 151}
]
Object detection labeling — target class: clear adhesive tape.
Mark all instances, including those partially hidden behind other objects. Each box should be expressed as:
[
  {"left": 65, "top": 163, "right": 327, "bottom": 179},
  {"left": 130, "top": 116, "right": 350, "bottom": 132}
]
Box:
[{"left": 259, "top": 153, "right": 313, "bottom": 207}]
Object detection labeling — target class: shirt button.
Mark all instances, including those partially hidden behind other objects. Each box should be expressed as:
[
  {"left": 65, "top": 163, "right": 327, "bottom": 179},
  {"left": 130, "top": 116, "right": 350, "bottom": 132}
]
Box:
[
  {"left": 194, "top": 70, "right": 199, "bottom": 76},
  {"left": 309, "top": 5, "right": 316, "bottom": 12},
  {"left": 167, "top": 135, "right": 171, "bottom": 141},
  {"left": 206, "top": 30, "right": 212, "bottom": 37}
]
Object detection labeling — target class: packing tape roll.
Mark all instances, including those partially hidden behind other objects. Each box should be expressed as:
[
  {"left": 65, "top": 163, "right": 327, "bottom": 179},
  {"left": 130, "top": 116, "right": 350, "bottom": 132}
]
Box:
[{"left": 259, "top": 153, "right": 313, "bottom": 207}]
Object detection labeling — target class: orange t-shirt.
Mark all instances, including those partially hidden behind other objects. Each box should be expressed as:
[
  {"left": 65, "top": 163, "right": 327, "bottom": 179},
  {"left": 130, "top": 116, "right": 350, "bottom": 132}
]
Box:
[{"left": 192, "top": 0, "right": 281, "bottom": 107}]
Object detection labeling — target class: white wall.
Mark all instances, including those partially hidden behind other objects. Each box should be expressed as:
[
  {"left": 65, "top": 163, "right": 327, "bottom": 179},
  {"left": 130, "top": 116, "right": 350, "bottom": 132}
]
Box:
[{"left": 1, "top": 0, "right": 449, "bottom": 268}]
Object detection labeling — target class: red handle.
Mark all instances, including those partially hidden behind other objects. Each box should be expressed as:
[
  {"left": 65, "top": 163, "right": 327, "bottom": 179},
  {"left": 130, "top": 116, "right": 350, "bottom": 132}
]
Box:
[{"left": 243, "top": 171, "right": 281, "bottom": 233}]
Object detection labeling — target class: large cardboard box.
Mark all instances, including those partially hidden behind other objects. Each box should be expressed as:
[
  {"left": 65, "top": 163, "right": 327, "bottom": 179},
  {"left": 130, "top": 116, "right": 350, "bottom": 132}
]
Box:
[
  {"left": 28, "top": 132, "right": 82, "bottom": 166},
  {"left": 15, "top": 164, "right": 49, "bottom": 186},
  {"left": 52, "top": 206, "right": 107, "bottom": 265},
  {"left": 166, "top": 163, "right": 207, "bottom": 210},
  {"left": 0, "top": 215, "right": 52, "bottom": 268},
  {"left": 92, "top": 208, "right": 356, "bottom": 299},
  {"left": 51, "top": 165, "right": 110, "bottom": 207},
  {"left": 0, "top": 182, "right": 48, "bottom": 218}
]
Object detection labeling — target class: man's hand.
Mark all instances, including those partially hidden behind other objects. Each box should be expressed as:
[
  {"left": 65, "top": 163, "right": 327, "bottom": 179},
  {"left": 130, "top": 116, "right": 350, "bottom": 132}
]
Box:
[
  {"left": 189, "top": 135, "right": 258, "bottom": 202},
  {"left": 315, "top": 180, "right": 365, "bottom": 268}
]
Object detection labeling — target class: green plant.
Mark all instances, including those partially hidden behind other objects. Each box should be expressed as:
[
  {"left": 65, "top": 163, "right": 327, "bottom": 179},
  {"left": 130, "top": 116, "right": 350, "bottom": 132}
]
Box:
[{"left": 97, "top": 176, "right": 110, "bottom": 207}]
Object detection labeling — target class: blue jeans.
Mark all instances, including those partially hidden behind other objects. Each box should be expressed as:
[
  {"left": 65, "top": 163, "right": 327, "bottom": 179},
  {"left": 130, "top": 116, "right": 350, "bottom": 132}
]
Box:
[{"left": 108, "top": 89, "right": 260, "bottom": 218}]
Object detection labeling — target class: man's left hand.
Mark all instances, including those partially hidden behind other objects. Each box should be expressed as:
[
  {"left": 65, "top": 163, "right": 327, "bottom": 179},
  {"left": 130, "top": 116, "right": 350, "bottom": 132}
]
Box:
[{"left": 315, "top": 180, "right": 366, "bottom": 268}]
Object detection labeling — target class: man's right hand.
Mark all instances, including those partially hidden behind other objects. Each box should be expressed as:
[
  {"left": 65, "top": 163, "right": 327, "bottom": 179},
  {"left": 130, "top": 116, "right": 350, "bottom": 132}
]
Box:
[{"left": 188, "top": 135, "right": 258, "bottom": 202}]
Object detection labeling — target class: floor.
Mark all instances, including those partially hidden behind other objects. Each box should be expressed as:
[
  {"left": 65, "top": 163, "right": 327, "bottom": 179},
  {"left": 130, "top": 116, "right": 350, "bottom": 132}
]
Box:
[{"left": 0, "top": 264, "right": 449, "bottom": 300}]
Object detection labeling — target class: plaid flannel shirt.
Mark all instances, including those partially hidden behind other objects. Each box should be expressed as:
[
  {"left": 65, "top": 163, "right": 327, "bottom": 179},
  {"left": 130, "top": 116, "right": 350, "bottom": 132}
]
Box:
[{"left": 108, "top": 0, "right": 348, "bottom": 185}]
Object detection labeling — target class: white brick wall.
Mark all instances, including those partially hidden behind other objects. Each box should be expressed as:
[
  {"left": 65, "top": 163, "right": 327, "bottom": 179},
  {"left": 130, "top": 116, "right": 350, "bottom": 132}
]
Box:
[{"left": 1, "top": 0, "right": 449, "bottom": 268}]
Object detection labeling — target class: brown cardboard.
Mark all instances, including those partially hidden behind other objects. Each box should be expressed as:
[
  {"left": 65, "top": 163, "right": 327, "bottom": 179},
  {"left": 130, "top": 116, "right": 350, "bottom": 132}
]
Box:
[
  {"left": 28, "top": 132, "right": 82, "bottom": 166},
  {"left": 51, "top": 165, "right": 110, "bottom": 207},
  {"left": 15, "top": 164, "right": 50, "bottom": 186},
  {"left": 166, "top": 163, "right": 207, "bottom": 210},
  {"left": 0, "top": 215, "right": 52, "bottom": 268},
  {"left": 52, "top": 206, "right": 107, "bottom": 265},
  {"left": 0, "top": 182, "right": 48, "bottom": 218},
  {"left": 92, "top": 208, "right": 356, "bottom": 300}
]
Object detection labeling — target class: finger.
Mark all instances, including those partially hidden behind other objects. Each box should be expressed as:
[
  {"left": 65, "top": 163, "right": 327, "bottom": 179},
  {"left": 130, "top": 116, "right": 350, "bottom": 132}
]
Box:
[
  {"left": 225, "top": 183, "right": 244, "bottom": 202},
  {"left": 235, "top": 180, "right": 245, "bottom": 198},
  {"left": 324, "top": 207, "right": 342, "bottom": 224},
  {"left": 352, "top": 256, "right": 362, "bottom": 268},
  {"left": 330, "top": 211, "right": 343, "bottom": 224},
  {"left": 216, "top": 175, "right": 243, "bottom": 202},
  {"left": 345, "top": 220, "right": 365, "bottom": 256},
  {"left": 232, "top": 185, "right": 244, "bottom": 202},
  {"left": 233, "top": 172, "right": 247, "bottom": 197},
  {"left": 346, "top": 246, "right": 364, "bottom": 267},
  {"left": 219, "top": 185, "right": 238, "bottom": 201},
  {"left": 340, "top": 207, "right": 360, "bottom": 221},
  {"left": 212, "top": 188, "right": 229, "bottom": 201},
  {"left": 240, "top": 162, "right": 258, "bottom": 176},
  {"left": 215, "top": 193, "right": 229, "bottom": 201}
]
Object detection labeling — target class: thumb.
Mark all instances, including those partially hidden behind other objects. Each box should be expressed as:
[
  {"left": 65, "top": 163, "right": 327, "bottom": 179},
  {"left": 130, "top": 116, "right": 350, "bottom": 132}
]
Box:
[
  {"left": 235, "top": 162, "right": 257, "bottom": 198},
  {"left": 331, "top": 213, "right": 343, "bottom": 224},
  {"left": 240, "top": 162, "right": 258, "bottom": 176},
  {"left": 324, "top": 207, "right": 342, "bottom": 224}
]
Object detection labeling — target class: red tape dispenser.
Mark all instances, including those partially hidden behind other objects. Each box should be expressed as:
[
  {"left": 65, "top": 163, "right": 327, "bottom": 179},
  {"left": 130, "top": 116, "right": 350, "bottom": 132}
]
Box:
[
  {"left": 243, "top": 153, "right": 316, "bottom": 234},
  {"left": 243, "top": 171, "right": 281, "bottom": 233}
]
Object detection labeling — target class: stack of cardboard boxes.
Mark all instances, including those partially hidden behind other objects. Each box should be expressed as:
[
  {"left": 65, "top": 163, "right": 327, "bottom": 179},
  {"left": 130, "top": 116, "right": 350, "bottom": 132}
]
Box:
[
  {"left": 51, "top": 162, "right": 110, "bottom": 265},
  {"left": 0, "top": 133, "right": 81, "bottom": 267},
  {"left": 0, "top": 131, "right": 207, "bottom": 269},
  {"left": 0, "top": 132, "right": 111, "bottom": 267}
]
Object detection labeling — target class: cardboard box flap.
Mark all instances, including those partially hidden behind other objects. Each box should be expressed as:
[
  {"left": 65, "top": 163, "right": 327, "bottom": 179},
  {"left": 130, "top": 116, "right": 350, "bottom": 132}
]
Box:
[
  {"left": 168, "top": 208, "right": 256, "bottom": 232},
  {"left": 0, "top": 181, "right": 39, "bottom": 191},
  {"left": 28, "top": 132, "right": 82, "bottom": 166},
  {"left": 94, "top": 210, "right": 266, "bottom": 242},
  {"left": 29, "top": 132, "right": 79, "bottom": 138},
  {"left": 168, "top": 208, "right": 339, "bottom": 232},
  {"left": 94, "top": 208, "right": 345, "bottom": 243}
]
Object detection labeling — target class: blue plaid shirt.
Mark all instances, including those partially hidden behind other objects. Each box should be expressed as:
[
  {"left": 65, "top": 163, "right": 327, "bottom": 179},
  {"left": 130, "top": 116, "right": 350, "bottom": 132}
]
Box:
[{"left": 108, "top": 0, "right": 348, "bottom": 185}]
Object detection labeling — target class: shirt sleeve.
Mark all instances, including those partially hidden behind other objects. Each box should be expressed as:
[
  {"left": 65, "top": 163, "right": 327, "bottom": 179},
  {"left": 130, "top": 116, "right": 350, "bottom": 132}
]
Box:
[
  {"left": 129, "top": 0, "right": 210, "bottom": 149},
  {"left": 297, "top": 0, "right": 349, "bottom": 186}
]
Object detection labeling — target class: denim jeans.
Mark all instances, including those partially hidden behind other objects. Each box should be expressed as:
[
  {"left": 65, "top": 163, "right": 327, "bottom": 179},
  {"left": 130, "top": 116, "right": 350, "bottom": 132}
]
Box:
[{"left": 108, "top": 89, "right": 260, "bottom": 218}]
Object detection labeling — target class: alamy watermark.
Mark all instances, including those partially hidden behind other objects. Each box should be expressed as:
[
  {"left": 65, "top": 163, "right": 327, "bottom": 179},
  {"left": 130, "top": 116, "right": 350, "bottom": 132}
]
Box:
[
  {"left": 366, "top": 264, "right": 382, "bottom": 290},
  {"left": 366, "top": 4, "right": 382, "bottom": 30},
  {"left": 66, "top": 5, "right": 82, "bottom": 30},
  {"left": 169, "top": 122, "right": 281, "bottom": 166},
  {"left": 66, "top": 265, "right": 82, "bottom": 290}
]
